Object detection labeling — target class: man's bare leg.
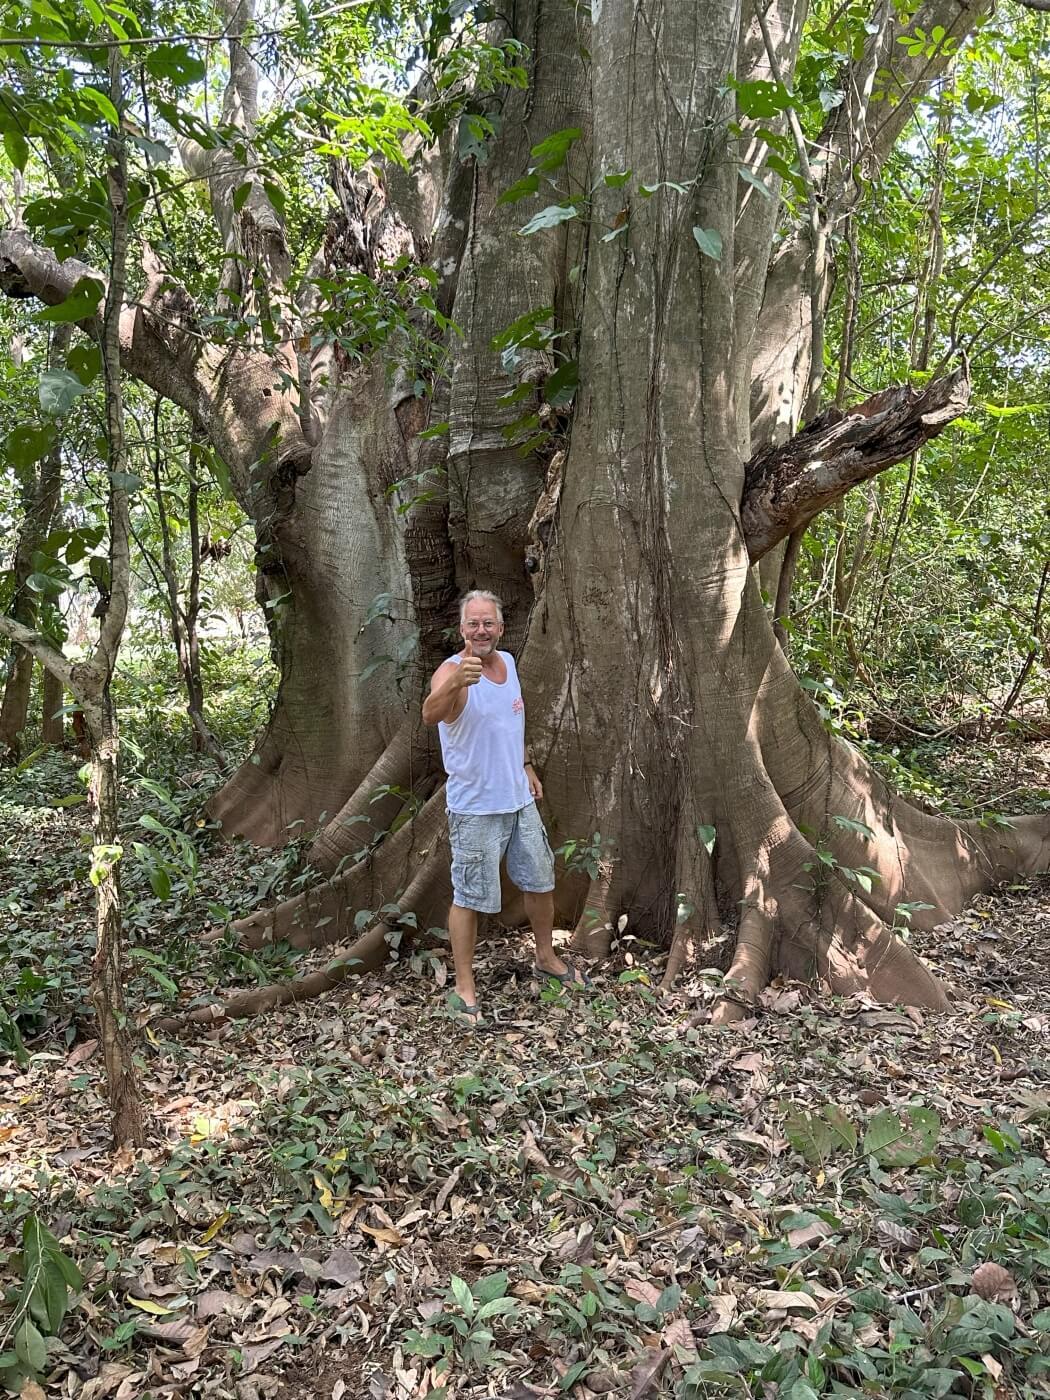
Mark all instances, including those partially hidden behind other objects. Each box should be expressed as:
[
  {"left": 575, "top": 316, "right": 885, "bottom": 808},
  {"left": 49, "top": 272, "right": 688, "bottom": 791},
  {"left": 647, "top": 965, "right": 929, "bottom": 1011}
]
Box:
[
  {"left": 524, "top": 891, "right": 569, "bottom": 977},
  {"left": 448, "top": 903, "right": 480, "bottom": 1008}
]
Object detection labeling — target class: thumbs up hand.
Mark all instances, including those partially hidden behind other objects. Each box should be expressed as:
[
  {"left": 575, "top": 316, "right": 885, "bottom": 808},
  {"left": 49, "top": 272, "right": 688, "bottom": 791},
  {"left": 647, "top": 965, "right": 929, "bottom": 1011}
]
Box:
[{"left": 459, "top": 635, "right": 483, "bottom": 687}]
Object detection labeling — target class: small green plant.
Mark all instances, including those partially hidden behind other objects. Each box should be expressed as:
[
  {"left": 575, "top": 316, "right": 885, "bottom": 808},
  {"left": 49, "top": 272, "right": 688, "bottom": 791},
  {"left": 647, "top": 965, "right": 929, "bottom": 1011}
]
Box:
[
  {"left": 0, "top": 1216, "right": 83, "bottom": 1391},
  {"left": 800, "top": 816, "right": 881, "bottom": 895},
  {"left": 402, "top": 1271, "right": 525, "bottom": 1377},
  {"left": 555, "top": 831, "right": 610, "bottom": 880}
]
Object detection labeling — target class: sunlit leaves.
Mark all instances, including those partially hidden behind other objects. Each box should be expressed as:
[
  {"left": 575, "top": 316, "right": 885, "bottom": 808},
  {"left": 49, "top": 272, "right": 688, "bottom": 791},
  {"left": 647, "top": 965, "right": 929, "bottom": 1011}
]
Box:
[
  {"left": 692, "top": 226, "right": 723, "bottom": 261},
  {"left": 36, "top": 277, "right": 105, "bottom": 325},
  {"left": 518, "top": 203, "right": 579, "bottom": 236},
  {"left": 38, "top": 369, "right": 90, "bottom": 418}
]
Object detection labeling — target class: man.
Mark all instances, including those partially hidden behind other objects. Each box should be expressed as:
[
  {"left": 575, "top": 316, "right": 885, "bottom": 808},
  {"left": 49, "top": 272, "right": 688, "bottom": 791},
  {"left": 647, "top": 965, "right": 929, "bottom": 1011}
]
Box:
[{"left": 422, "top": 590, "right": 588, "bottom": 1025}]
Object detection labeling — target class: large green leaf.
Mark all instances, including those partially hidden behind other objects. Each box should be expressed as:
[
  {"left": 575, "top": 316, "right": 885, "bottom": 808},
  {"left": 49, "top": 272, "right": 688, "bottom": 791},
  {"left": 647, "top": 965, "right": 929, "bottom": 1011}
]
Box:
[
  {"left": 498, "top": 170, "right": 540, "bottom": 205},
  {"left": 692, "top": 226, "right": 723, "bottom": 261},
  {"left": 529, "top": 126, "right": 582, "bottom": 172},
  {"left": 14, "top": 1319, "right": 46, "bottom": 1373},
  {"left": 518, "top": 204, "right": 579, "bottom": 236},
  {"left": 784, "top": 1106, "right": 834, "bottom": 1164},
  {"left": 5, "top": 425, "right": 56, "bottom": 470},
  {"left": 862, "top": 1106, "right": 941, "bottom": 1166},
  {"left": 37, "top": 276, "right": 105, "bottom": 324},
  {"left": 38, "top": 369, "right": 90, "bottom": 417},
  {"left": 145, "top": 43, "right": 206, "bottom": 86}
]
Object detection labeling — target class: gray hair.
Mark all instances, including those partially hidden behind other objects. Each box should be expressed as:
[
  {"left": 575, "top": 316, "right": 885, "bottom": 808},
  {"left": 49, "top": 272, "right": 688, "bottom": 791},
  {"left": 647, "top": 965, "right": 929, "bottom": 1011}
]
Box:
[{"left": 459, "top": 589, "right": 504, "bottom": 624}]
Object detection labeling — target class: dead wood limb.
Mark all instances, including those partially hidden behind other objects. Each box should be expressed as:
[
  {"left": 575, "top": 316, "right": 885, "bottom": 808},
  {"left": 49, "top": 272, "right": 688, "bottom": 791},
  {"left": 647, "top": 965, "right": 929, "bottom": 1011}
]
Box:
[
  {"left": 157, "top": 848, "right": 451, "bottom": 1032},
  {"left": 742, "top": 366, "right": 970, "bottom": 561}
]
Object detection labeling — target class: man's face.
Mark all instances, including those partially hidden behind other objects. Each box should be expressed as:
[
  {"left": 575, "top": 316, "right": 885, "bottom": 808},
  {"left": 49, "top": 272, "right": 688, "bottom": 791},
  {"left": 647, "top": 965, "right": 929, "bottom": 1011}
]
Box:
[{"left": 460, "top": 603, "right": 503, "bottom": 656}]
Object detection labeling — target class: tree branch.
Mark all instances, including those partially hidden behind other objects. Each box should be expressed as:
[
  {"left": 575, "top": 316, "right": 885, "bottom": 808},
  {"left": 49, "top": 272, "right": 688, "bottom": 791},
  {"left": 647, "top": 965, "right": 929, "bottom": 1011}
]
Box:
[
  {"left": 179, "top": 0, "right": 291, "bottom": 310},
  {"left": 0, "top": 228, "right": 313, "bottom": 501},
  {"left": 0, "top": 615, "right": 75, "bottom": 692},
  {"left": 742, "top": 365, "right": 970, "bottom": 560}
]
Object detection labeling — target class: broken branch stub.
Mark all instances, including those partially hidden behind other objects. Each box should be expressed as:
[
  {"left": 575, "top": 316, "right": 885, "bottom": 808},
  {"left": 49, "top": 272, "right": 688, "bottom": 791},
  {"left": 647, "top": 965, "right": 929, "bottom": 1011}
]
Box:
[{"left": 742, "top": 366, "right": 971, "bottom": 561}]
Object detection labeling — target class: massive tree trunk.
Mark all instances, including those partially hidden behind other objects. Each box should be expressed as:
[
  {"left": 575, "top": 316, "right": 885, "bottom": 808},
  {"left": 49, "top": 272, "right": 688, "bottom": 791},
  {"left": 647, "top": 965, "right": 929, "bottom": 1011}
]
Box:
[
  {"left": 3, "top": 0, "right": 1046, "bottom": 1024},
  {"left": 207, "top": 0, "right": 1045, "bottom": 1020}
]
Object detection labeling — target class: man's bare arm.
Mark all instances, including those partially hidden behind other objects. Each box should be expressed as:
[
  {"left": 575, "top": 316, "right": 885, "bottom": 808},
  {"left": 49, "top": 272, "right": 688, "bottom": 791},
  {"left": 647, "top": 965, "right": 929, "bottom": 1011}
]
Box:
[{"left": 422, "top": 662, "right": 467, "bottom": 725}]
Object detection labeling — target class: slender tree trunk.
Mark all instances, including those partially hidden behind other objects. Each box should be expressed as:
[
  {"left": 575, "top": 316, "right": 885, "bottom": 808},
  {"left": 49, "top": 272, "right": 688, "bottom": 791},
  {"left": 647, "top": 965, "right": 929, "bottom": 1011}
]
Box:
[
  {"left": 147, "top": 405, "right": 226, "bottom": 765},
  {"left": 87, "top": 48, "right": 143, "bottom": 1146},
  {"left": 41, "top": 668, "right": 64, "bottom": 745},
  {"left": 0, "top": 327, "right": 69, "bottom": 755}
]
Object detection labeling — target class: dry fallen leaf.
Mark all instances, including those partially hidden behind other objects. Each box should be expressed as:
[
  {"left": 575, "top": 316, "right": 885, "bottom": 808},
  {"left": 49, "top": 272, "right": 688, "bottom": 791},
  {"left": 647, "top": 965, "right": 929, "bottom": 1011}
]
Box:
[
  {"left": 877, "top": 1218, "right": 920, "bottom": 1251},
  {"left": 753, "top": 1288, "right": 819, "bottom": 1314},
  {"left": 788, "top": 1220, "right": 834, "bottom": 1248},
  {"left": 625, "top": 1278, "right": 663, "bottom": 1307},
  {"left": 583, "top": 1367, "right": 623, "bottom": 1395},
  {"left": 972, "top": 1261, "right": 1017, "bottom": 1302},
  {"left": 701, "top": 1292, "right": 737, "bottom": 1335},
  {"left": 358, "top": 1223, "right": 404, "bottom": 1246},
  {"left": 628, "top": 1346, "right": 669, "bottom": 1399},
  {"left": 662, "top": 1316, "right": 698, "bottom": 1358}
]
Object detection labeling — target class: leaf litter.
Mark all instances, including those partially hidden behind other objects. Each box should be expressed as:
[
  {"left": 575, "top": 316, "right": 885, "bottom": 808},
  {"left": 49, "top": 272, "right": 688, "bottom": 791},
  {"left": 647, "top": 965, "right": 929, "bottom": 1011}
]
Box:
[{"left": 2, "top": 762, "right": 1050, "bottom": 1397}]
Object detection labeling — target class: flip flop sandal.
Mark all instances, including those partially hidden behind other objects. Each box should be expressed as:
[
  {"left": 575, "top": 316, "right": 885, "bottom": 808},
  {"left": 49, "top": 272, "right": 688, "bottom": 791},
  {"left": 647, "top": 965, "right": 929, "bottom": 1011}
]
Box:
[
  {"left": 533, "top": 962, "right": 593, "bottom": 989},
  {"left": 449, "top": 994, "right": 484, "bottom": 1028}
]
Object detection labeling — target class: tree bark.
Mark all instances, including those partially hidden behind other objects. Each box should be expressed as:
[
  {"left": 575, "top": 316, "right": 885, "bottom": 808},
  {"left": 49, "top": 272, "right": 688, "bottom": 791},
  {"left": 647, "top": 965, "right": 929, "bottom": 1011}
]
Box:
[
  {"left": 88, "top": 50, "right": 144, "bottom": 1146},
  {"left": 144, "top": 405, "right": 226, "bottom": 764},
  {"left": 0, "top": 327, "right": 69, "bottom": 756},
  {"left": 41, "top": 667, "right": 65, "bottom": 746}
]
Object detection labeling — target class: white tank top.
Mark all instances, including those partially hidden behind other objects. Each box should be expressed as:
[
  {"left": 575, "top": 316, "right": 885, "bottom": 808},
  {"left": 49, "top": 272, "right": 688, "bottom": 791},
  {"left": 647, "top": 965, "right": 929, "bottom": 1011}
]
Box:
[{"left": 439, "top": 651, "right": 532, "bottom": 815}]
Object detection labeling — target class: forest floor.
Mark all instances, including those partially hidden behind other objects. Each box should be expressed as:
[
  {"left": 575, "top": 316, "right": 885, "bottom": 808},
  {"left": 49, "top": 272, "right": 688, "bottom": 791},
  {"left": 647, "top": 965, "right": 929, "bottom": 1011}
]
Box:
[{"left": 2, "top": 736, "right": 1050, "bottom": 1400}]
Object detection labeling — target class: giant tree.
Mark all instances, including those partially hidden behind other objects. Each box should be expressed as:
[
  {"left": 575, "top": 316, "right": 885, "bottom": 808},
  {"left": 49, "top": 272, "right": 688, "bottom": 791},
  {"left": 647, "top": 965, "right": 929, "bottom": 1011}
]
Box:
[{"left": 2, "top": 0, "right": 1047, "bottom": 1025}]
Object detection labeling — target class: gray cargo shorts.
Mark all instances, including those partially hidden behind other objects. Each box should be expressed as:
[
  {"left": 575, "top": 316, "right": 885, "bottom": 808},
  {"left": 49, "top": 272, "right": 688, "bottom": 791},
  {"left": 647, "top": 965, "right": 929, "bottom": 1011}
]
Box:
[{"left": 447, "top": 802, "right": 556, "bottom": 914}]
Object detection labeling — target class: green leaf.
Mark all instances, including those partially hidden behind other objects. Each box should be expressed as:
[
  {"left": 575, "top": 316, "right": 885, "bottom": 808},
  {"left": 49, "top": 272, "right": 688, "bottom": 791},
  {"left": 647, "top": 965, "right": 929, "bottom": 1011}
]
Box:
[
  {"left": 14, "top": 1319, "right": 46, "bottom": 1373},
  {"left": 785, "top": 1105, "right": 834, "bottom": 1164},
  {"left": 603, "top": 169, "right": 632, "bottom": 187},
  {"left": 418, "top": 421, "right": 450, "bottom": 440},
  {"left": 696, "top": 823, "right": 717, "bottom": 854},
  {"left": 786, "top": 1383, "right": 820, "bottom": 1400},
  {"left": 519, "top": 204, "right": 579, "bottom": 236},
  {"left": 472, "top": 1271, "right": 509, "bottom": 1304},
  {"left": 360, "top": 655, "right": 391, "bottom": 681},
  {"left": 738, "top": 165, "right": 774, "bottom": 199},
  {"left": 491, "top": 306, "right": 555, "bottom": 352},
  {"left": 450, "top": 1275, "right": 474, "bottom": 1317},
  {"left": 78, "top": 85, "right": 120, "bottom": 127},
  {"left": 692, "top": 226, "right": 723, "bottom": 260},
  {"left": 475, "top": 1296, "right": 518, "bottom": 1319},
  {"left": 39, "top": 368, "right": 90, "bottom": 417},
  {"left": 27, "top": 572, "right": 65, "bottom": 596},
  {"left": 193, "top": 443, "right": 232, "bottom": 499},
  {"left": 3, "top": 126, "right": 28, "bottom": 173},
  {"left": 145, "top": 43, "right": 206, "bottom": 86},
  {"left": 148, "top": 865, "right": 172, "bottom": 901},
  {"left": 831, "top": 815, "right": 876, "bottom": 840},
  {"left": 822, "top": 1104, "right": 857, "bottom": 1152},
  {"left": 498, "top": 170, "right": 540, "bottom": 205},
  {"left": 529, "top": 126, "right": 582, "bottom": 172},
  {"left": 5, "top": 425, "right": 56, "bottom": 470},
  {"left": 68, "top": 343, "right": 102, "bottom": 386},
  {"left": 544, "top": 359, "right": 578, "bottom": 407},
  {"left": 109, "top": 471, "right": 144, "bottom": 493},
  {"left": 639, "top": 179, "right": 691, "bottom": 197},
  {"left": 263, "top": 181, "right": 286, "bottom": 217},
  {"left": 729, "top": 76, "right": 792, "bottom": 118},
  {"left": 233, "top": 182, "right": 252, "bottom": 213},
  {"left": 37, "top": 276, "right": 105, "bottom": 324},
  {"left": 863, "top": 1106, "right": 941, "bottom": 1166},
  {"left": 983, "top": 400, "right": 1047, "bottom": 418}
]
